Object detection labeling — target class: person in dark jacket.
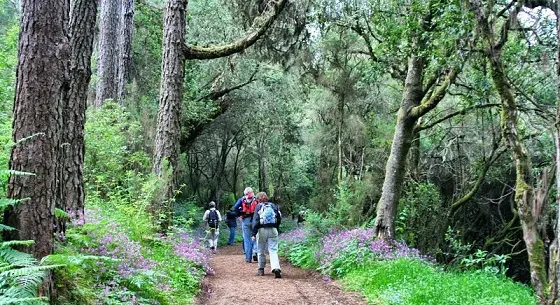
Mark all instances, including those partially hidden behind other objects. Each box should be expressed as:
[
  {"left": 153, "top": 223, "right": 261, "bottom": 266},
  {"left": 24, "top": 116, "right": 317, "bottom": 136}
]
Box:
[
  {"left": 225, "top": 205, "right": 238, "bottom": 245},
  {"left": 251, "top": 192, "right": 282, "bottom": 278}
]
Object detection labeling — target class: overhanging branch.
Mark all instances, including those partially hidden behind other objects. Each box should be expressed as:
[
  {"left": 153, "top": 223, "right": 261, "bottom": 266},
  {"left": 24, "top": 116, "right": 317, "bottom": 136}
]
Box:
[
  {"left": 416, "top": 103, "right": 501, "bottom": 131},
  {"left": 195, "top": 68, "right": 258, "bottom": 102},
  {"left": 183, "top": 0, "right": 287, "bottom": 60}
]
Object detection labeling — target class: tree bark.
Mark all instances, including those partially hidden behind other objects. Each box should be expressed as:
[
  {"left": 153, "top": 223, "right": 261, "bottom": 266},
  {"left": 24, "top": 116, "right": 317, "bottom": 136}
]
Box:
[
  {"left": 374, "top": 55, "right": 424, "bottom": 239},
  {"left": 553, "top": 0, "right": 560, "bottom": 300},
  {"left": 95, "top": 0, "right": 120, "bottom": 107},
  {"left": 117, "top": 0, "right": 134, "bottom": 103},
  {"left": 466, "top": 0, "right": 549, "bottom": 301},
  {"left": 3, "top": 0, "right": 69, "bottom": 295},
  {"left": 152, "top": 0, "right": 187, "bottom": 230},
  {"left": 408, "top": 131, "right": 420, "bottom": 181},
  {"left": 61, "top": 0, "right": 97, "bottom": 221}
]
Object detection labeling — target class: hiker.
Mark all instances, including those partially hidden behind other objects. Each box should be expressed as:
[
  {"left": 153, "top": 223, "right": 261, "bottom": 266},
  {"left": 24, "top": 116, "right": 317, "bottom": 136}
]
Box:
[
  {"left": 225, "top": 204, "right": 238, "bottom": 245},
  {"left": 202, "top": 201, "right": 222, "bottom": 253},
  {"left": 252, "top": 192, "right": 282, "bottom": 278},
  {"left": 297, "top": 210, "right": 305, "bottom": 227},
  {"left": 233, "top": 187, "right": 258, "bottom": 263}
]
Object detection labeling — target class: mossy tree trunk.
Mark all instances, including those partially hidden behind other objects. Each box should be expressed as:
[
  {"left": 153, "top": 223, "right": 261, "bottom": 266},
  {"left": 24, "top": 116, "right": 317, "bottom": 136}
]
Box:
[
  {"left": 553, "top": 0, "right": 560, "bottom": 301},
  {"left": 374, "top": 55, "right": 423, "bottom": 239},
  {"left": 373, "top": 8, "right": 460, "bottom": 239},
  {"left": 466, "top": 0, "right": 550, "bottom": 302}
]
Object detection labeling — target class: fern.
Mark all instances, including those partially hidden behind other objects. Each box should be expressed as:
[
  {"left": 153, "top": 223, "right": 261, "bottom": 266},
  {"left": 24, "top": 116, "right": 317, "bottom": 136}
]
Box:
[
  {"left": 54, "top": 208, "right": 70, "bottom": 220},
  {"left": 0, "top": 169, "right": 52, "bottom": 305},
  {"left": 0, "top": 295, "right": 47, "bottom": 305},
  {"left": 0, "top": 198, "right": 29, "bottom": 211}
]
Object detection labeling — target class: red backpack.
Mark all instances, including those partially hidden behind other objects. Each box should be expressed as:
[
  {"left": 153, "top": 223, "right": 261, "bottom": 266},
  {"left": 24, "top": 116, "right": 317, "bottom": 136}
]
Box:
[{"left": 241, "top": 197, "right": 257, "bottom": 215}]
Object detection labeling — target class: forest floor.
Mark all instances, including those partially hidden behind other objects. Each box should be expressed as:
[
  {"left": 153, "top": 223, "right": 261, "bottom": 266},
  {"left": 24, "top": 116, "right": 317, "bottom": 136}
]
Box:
[{"left": 194, "top": 244, "right": 368, "bottom": 305}]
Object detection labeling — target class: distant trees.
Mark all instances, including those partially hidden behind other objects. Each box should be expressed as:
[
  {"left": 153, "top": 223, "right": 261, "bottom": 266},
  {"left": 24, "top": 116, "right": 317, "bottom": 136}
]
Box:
[
  {"left": 152, "top": 0, "right": 287, "bottom": 228},
  {"left": 95, "top": 0, "right": 120, "bottom": 107},
  {"left": 96, "top": 0, "right": 134, "bottom": 107}
]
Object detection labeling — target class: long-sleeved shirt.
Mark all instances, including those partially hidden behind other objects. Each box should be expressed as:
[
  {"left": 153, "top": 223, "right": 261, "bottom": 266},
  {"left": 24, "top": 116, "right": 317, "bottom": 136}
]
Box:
[
  {"left": 202, "top": 208, "right": 222, "bottom": 224},
  {"left": 251, "top": 202, "right": 281, "bottom": 237},
  {"left": 233, "top": 196, "right": 256, "bottom": 219},
  {"left": 225, "top": 210, "right": 237, "bottom": 227}
]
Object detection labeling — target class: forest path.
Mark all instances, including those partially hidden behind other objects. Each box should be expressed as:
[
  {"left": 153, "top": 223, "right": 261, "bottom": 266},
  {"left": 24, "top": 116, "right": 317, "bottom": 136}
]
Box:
[{"left": 194, "top": 244, "right": 368, "bottom": 305}]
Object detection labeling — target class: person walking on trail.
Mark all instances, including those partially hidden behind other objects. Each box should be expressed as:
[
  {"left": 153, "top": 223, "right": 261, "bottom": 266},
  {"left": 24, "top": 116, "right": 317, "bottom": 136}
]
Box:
[
  {"left": 225, "top": 204, "right": 237, "bottom": 245},
  {"left": 202, "top": 201, "right": 222, "bottom": 254},
  {"left": 252, "top": 192, "right": 282, "bottom": 278},
  {"left": 233, "top": 187, "right": 258, "bottom": 263}
]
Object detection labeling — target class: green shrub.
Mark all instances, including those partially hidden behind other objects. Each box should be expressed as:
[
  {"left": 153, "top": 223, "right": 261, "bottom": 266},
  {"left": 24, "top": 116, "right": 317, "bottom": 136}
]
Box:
[
  {"left": 84, "top": 101, "right": 150, "bottom": 199},
  {"left": 396, "top": 181, "right": 445, "bottom": 254},
  {"left": 343, "top": 258, "right": 537, "bottom": 305}
]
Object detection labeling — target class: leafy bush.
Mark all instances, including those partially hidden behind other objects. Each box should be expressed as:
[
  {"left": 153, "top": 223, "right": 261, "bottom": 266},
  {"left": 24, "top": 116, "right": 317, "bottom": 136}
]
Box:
[
  {"left": 279, "top": 228, "right": 317, "bottom": 269},
  {"left": 279, "top": 225, "right": 536, "bottom": 305},
  {"left": 396, "top": 181, "right": 445, "bottom": 254},
  {"left": 84, "top": 101, "right": 150, "bottom": 199},
  {"left": 54, "top": 207, "right": 210, "bottom": 305}
]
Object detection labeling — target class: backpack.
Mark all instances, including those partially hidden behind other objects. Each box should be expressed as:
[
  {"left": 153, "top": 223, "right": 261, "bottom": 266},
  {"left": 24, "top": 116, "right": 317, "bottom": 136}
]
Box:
[
  {"left": 258, "top": 203, "right": 277, "bottom": 225},
  {"left": 241, "top": 197, "right": 257, "bottom": 215},
  {"left": 207, "top": 210, "right": 219, "bottom": 228}
]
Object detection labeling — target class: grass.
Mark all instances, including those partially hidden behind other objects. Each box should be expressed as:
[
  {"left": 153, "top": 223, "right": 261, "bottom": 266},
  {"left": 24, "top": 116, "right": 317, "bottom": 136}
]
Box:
[{"left": 342, "top": 258, "right": 537, "bottom": 305}]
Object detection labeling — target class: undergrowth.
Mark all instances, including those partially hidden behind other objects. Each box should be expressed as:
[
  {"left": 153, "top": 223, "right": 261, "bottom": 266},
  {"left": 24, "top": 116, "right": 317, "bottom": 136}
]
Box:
[{"left": 279, "top": 225, "right": 537, "bottom": 305}]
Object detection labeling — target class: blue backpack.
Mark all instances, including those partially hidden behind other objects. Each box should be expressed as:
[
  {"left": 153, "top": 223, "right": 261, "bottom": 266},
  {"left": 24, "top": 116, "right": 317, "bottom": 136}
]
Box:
[{"left": 258, "top": 203, "right": 277, "bottom": 225}]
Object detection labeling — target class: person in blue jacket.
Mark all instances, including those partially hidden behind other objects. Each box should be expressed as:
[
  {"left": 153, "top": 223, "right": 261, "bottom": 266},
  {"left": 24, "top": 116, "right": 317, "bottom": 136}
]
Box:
[{"left": 233, "top": 187, "right": 258, "bottom": 263}]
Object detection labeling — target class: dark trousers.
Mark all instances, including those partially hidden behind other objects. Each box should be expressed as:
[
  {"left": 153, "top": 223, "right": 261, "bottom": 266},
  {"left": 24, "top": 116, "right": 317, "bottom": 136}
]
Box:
[{"left": 228, "top": 226, "right": 236, "bottom": 245}]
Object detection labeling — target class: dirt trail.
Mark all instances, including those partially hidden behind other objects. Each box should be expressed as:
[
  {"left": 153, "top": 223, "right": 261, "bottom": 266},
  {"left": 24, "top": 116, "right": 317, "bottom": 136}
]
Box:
[{"left": 194, "top": 244, "right": 367, "bottom": 305}]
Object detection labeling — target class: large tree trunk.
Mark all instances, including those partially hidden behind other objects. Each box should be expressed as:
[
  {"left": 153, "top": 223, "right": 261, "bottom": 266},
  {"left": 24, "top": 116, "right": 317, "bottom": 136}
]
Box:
[
  {"left": 95, "top": 0, "right": 120, "bottom": 107},
  {"left": 3, "top": 0, "right": 69, "bottom": 295},
  {"left": 117, "top": 0, "right": 134, "bottom": 103},
  {"left": 467, "top": 0, "right": 549, "bottom": 301},
  {"left": 553, "top": 0, "right": 560, "bottom": 301},
  {"left": 61, "top": 0, "right": 98, "bottom": 221},
  {"left": 152, "top": 0, "right": 187, "bottom": 229},
  {"left": 374, "top": 55, "right": 424, "bottom": 239},
  {"left": 491, "top": 52, "right": 548, "bottom": 304}
]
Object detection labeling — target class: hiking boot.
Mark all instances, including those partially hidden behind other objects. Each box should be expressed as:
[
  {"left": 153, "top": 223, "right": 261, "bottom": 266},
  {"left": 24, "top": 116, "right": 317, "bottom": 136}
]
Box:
[
  {"left": 273, "top": 269, "right": 281, "bottom": 279},
  {"left": 253, "top": 254, "right": 258, "bottom": 262},
  {"left": 257, "top": 268, "right": 264, "bottom": 276}
]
